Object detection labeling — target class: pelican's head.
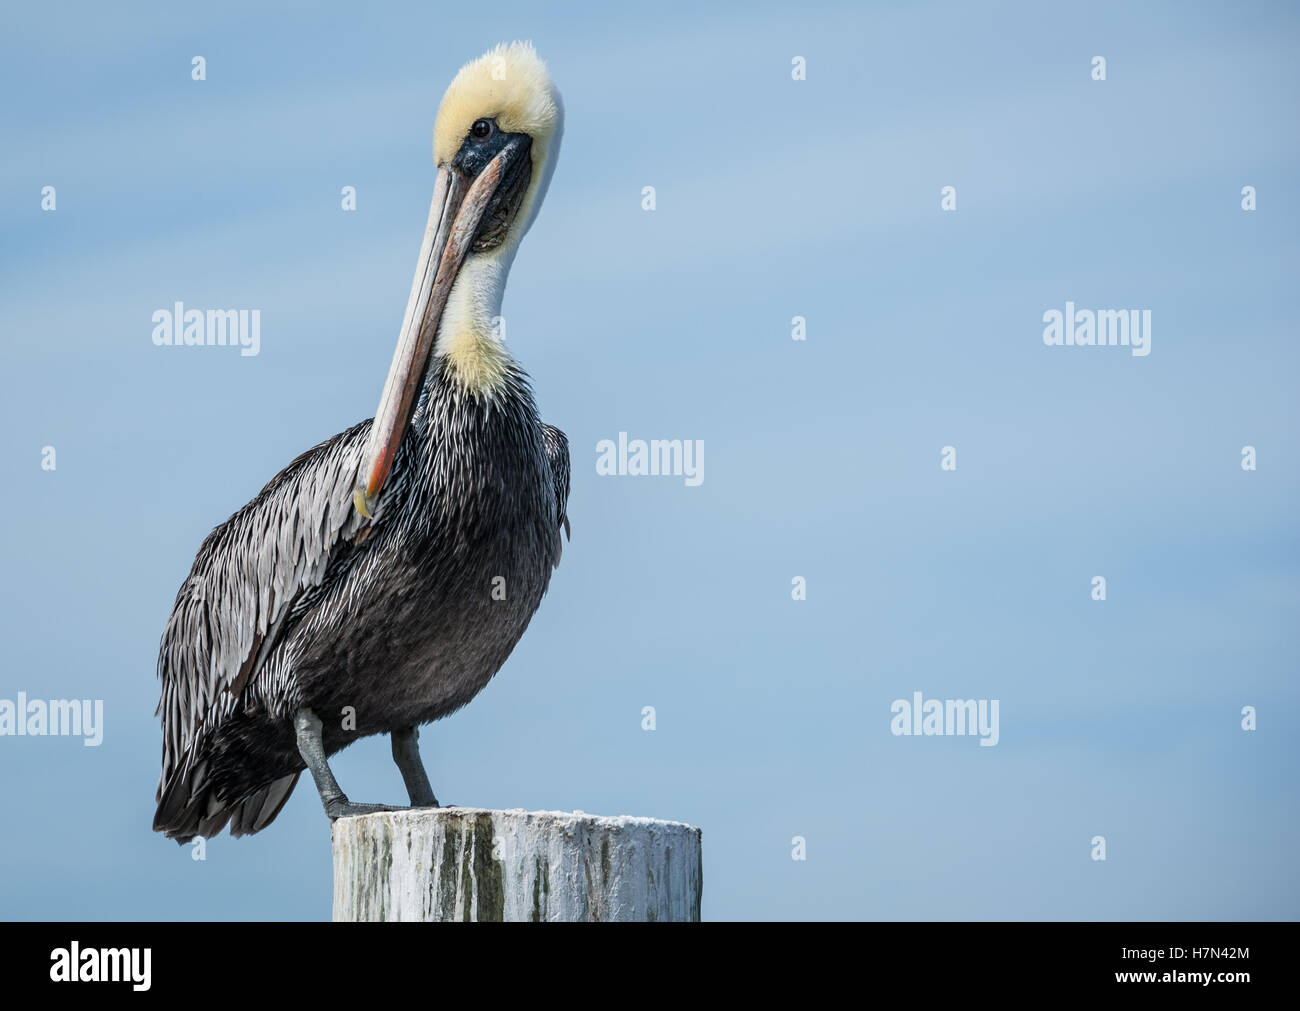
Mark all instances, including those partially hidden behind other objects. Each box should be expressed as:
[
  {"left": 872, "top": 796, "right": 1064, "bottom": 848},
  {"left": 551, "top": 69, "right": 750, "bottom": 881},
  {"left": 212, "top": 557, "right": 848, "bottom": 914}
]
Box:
[
  {"left": 356, "top": 42, "right": 563, "bottom": 517},
  {"left": 433, "top": 41, "right": 563, "bottom": 254}
]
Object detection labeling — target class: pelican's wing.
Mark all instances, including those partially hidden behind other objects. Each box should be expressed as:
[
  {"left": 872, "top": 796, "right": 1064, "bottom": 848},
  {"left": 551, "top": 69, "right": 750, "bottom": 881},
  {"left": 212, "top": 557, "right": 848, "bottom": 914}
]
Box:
[
  {"left": 542, "top": 423, "right": 571, "bottom": 556},
  {"left": 154, "top": 420, "right": 375, "bottom": 813}
]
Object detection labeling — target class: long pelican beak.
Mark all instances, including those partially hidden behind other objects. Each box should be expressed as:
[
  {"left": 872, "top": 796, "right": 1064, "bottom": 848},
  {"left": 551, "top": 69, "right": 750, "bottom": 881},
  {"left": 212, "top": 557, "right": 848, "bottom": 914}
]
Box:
[{"left": 354, "top": 143, "right": 520, "bottom": 519}]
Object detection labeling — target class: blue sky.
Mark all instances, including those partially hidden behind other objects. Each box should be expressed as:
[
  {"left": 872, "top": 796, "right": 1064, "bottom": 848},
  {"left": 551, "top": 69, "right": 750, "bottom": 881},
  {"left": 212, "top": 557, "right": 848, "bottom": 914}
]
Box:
[{"left": 0, "top": 0, "right": 1296, "bottom": 920}]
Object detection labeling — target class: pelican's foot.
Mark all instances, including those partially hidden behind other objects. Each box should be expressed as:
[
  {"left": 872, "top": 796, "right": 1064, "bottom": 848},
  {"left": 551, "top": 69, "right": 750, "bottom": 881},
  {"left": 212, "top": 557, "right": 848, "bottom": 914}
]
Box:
[
  {"left": 325, "top": 797, "right": 401, "bottom": 820},
  {"left": 390, "top": 726, "right": 441, "bottom": 807}
]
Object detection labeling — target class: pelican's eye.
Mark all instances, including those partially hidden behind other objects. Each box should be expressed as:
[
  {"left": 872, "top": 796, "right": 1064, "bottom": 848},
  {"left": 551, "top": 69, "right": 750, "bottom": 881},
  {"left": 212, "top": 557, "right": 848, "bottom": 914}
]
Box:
[{"left": 471, "top": 118, "right": 494, "bottom": 141}]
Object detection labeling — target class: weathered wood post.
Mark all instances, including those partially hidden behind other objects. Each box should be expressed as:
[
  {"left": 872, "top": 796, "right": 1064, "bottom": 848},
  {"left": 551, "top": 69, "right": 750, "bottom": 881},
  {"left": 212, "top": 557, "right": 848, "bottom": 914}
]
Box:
[{"left": 332, "top": 808, "right": 702, "bottom": 921}]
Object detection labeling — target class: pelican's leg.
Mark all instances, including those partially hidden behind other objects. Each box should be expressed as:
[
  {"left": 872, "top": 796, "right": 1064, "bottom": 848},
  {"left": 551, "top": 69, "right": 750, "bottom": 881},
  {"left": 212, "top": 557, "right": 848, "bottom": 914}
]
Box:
[
  {"left": 294, "top": 708, "right": 396, "bottom": 820},
  {"left": 391, "top": 726, "right": 440, "bottom": 807}
]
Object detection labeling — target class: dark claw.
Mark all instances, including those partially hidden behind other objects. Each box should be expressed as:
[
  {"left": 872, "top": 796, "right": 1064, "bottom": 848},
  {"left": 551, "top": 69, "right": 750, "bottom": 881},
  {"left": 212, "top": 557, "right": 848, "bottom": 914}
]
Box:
[{"left": 325, "top": 797, "right": 400, "bottom": 820}]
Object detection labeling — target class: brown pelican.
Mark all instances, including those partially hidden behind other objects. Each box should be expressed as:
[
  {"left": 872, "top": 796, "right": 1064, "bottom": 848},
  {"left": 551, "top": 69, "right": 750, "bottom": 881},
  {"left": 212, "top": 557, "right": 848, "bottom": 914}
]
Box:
[{"left": 153, "top": 42, "right": 570, "bottom": 842}]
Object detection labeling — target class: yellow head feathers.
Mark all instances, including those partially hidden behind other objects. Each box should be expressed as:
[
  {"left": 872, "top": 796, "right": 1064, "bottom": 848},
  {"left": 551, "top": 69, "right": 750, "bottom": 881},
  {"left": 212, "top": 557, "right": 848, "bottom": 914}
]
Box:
[
  {"left": 427, "top": 44, "right": 563, "bottom": 396},
  {"left": 434, "top": 42, "right": 562, "bottom": 168}
]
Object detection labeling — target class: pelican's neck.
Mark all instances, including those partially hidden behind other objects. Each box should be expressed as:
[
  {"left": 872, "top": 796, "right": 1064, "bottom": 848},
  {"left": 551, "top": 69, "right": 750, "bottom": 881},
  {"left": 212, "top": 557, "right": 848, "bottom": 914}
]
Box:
[{"left": 432, "top": 252, "right": 513, "bottom": 397}]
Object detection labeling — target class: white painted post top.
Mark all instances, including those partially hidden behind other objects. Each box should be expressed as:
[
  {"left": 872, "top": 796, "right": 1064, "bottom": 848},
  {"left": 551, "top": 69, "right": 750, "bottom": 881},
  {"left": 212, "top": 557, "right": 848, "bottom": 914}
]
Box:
[{"left": 332, "top": 807, "right": 703, "bottom": 922}]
